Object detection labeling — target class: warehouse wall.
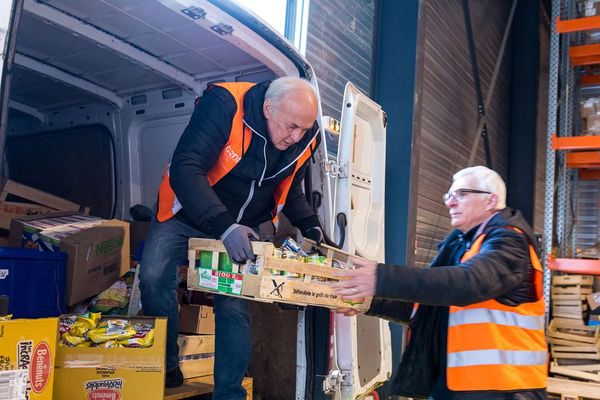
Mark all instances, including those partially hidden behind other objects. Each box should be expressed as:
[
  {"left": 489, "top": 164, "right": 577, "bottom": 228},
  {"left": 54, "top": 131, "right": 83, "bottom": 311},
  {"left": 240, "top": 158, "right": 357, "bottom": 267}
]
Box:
[
  {"left": 305, "top": 0, "right": 377, "bottom": 118},
  {"left": 411, "top": 0, "right": 513, "bottom": 267}
]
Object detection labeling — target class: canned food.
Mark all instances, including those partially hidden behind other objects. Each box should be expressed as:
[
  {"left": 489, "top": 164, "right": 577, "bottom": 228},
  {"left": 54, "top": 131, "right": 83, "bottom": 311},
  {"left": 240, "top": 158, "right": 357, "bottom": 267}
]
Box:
[
  {"left": 198, "top": 251, "right": 213, "bottom": 269},
  {"left": 218, "top": 252, "right": 233, "bottom": 272},
  {"left": 282, "top": 237, "right": 308, "bottom": 256}
]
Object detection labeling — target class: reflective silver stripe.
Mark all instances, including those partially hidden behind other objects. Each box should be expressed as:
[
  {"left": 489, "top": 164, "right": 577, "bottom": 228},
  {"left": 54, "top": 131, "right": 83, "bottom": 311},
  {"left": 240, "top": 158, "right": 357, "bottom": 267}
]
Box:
[
  {"left": 447, "top": 350, "right": 547, "bottom": 367},
  {"left": 449, "top": 308, "right": 544, "bottom": 330},
  {"left": 236, "top": 180, "right": 255, "bottom": 223},
  {"left": 167, "top": 161, "right": 183, "bottom": 216}
]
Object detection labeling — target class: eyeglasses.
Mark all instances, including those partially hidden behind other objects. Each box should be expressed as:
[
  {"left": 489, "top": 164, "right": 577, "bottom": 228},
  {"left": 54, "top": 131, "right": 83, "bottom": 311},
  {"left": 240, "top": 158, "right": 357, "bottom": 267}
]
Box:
[{"left": 443, "top": 188, "right": 491, "bottom": 202}]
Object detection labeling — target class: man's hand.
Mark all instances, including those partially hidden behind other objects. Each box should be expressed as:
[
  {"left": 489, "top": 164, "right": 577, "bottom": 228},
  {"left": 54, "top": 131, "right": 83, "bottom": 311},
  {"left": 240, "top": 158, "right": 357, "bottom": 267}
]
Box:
[
  {"left": 331, "top": 256, "right": 378, "bottom": 300},
  {"left": 303, "top": 226, "right": 325, "bottom": 245},
  {"left": 220, "top": 224, "right": 258, "bottom": 264},
  {"left": 335, "top": 308, "right": 363, "bottom": 317}
]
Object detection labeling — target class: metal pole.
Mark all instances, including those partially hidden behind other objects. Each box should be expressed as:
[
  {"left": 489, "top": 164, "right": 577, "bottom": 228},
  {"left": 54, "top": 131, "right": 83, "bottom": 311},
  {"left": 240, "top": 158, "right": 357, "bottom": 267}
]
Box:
[{"left": 543, "top": 0, "right": 561, "bottom": 319}]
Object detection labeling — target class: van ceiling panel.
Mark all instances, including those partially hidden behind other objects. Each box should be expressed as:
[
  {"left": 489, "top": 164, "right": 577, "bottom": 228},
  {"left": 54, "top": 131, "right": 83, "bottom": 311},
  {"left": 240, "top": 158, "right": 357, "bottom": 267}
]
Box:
[
  {"left": 10, "top": 66, "right": 97, "bottom": 109},
  {"left": 13, "top": 0, "right": 274, "bottom": 110},
  {"left": 32, "top": 0, "right": 263, "bottom": 75}
]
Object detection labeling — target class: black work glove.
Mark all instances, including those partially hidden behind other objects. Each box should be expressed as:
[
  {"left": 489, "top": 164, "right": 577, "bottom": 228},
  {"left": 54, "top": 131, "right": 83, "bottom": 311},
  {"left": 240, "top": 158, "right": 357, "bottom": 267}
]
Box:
[
  {"left": 303, "top": 226, "right": 325, "bottom": 245},
  {"left": 220, "top": 224, "right": 258, "bottom": 264}
]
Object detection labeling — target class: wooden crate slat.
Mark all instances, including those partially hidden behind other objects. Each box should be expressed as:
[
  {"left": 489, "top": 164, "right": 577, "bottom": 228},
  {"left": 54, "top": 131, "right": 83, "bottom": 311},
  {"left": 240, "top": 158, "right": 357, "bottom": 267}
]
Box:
[
  {"left": 551, "top": 363, "right": 600, "bottom": 383},
  {"left": 1, "top": 178, "right": 80, "bottom": 211},
  {"left": 553, "top": 275, "right": 594, "bottom": 286},
  {"left": 547, "top": 377, "right": 600, "bottom": 399}
]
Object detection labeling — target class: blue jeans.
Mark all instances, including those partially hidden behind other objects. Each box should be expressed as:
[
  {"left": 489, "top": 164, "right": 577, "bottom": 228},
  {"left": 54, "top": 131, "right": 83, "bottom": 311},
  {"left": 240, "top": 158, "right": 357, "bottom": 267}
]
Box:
[{"left": 139, "top": 214, "right": 252, "bottom": 400}]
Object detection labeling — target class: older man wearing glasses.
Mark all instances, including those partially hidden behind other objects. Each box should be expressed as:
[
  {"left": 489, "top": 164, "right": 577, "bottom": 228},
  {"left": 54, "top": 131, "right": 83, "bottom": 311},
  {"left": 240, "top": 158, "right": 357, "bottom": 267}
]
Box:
[{"left": 333, "top": 166, "right": 547, "bottom": 400}]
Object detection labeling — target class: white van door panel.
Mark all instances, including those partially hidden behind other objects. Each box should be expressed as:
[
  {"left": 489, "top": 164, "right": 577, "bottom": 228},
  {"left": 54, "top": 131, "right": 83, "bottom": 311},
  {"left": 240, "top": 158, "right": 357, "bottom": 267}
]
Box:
[{"left": 332, "top": 83, "right": 391, "bottom": 398}]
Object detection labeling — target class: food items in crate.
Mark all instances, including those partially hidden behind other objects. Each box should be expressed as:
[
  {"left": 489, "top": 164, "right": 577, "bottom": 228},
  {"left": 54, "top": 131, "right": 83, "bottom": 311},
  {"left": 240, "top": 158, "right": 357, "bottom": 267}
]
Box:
[{"left": 282, "top": 237, "right": 309, "bottom": 256}]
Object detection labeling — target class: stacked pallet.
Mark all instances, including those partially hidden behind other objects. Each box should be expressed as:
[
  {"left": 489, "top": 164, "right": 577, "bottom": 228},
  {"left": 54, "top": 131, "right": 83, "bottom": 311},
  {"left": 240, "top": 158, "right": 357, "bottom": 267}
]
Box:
[
  {"left": 552, "top": 275, "right": 593, "bottom": 323},
  {"left": 548, "top": 275, "right": 600, "bottom": 399}
]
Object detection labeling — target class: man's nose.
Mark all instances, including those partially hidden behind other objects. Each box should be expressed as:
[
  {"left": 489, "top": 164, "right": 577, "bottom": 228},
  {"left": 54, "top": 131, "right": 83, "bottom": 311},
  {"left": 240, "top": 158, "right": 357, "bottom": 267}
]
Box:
[{"left": 291, "top": 128, "right": 305, "bottom": 143}]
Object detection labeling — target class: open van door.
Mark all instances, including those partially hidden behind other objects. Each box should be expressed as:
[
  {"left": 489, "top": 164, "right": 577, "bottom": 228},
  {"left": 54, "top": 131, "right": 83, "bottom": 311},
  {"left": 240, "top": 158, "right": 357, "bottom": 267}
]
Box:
[
  {"left": 0, "top": 0, "right": 22, "bottom": 175},
  {"left": 324, "top": 83, "right": 392, "bottom": 398}
]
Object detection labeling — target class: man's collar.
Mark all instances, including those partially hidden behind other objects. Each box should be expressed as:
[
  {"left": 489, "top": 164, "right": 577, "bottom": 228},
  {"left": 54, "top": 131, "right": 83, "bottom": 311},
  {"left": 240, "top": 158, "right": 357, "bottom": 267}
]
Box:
[{"left": 474, "top": 211, "right": 500, "bottom": 238}]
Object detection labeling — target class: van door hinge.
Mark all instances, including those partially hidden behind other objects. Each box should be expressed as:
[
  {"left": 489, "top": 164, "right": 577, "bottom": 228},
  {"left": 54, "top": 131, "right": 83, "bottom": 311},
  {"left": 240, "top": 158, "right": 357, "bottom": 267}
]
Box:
[
  {"left": 322, "top": 369, "right": 353, "bottom": 394},
  {"left": 322, "top": 160, "right": 348, "bottom": 178}
]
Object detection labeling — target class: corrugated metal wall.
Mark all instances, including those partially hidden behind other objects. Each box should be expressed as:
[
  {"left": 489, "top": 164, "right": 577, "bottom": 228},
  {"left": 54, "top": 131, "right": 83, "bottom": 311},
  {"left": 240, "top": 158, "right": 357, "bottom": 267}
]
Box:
[
  {"left": 305, "top": 0, "right": 376, "bottom": 118},
  {"left": 412, "top": 1, "right": 513, "bottom": 267}
]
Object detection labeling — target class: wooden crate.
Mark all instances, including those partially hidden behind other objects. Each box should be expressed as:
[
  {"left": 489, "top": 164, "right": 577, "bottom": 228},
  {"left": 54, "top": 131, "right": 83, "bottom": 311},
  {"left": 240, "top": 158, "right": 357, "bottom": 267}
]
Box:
[
  {"left": 552, "top": 275, "right": 594, "bottom": 321},
  {"left": 0, "top": 179, "right": 82, "bottom": 229},
  {"left": 187, "top": 238, "right": 370, "bottom": 311}
]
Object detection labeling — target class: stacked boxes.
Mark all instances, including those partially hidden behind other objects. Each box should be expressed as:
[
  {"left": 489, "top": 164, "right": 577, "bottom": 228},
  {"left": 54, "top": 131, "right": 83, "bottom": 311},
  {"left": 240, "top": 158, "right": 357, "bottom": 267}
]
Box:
[
  {"left": 177, "top": 334, "right": 215, "bottom": 379},
  {"left": 9, "top": 212, "right": 130, "bottom": 305}
]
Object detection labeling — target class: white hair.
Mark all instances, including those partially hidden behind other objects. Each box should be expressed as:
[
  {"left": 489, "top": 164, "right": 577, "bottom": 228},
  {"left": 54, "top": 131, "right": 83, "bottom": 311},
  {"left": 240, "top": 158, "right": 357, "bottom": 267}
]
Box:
[
  {"left": 453, "top": 166, "right": 507, "bottom": 210},
  {"left": 265, "top": 76, "right": 317, "bottom": 115}
]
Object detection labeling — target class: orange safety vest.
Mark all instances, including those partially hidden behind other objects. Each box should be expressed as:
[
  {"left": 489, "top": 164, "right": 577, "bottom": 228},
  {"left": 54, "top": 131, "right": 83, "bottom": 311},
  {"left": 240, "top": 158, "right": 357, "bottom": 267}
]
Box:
[
  {"left": 446, "top": 227, "right": 547, "bottom": 391},
  {"left": 156, "top": 82, "right": 317, "bottom": 229}
]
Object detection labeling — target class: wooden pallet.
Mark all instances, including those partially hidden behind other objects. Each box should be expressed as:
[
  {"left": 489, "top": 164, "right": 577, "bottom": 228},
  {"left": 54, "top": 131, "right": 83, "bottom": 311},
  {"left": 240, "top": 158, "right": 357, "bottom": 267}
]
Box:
[
  {"left": 164, "top": 376, "right": 252, "bottom": 400},
  {"left": 187, "top": 238, "right": 370, "bottom": 311}
]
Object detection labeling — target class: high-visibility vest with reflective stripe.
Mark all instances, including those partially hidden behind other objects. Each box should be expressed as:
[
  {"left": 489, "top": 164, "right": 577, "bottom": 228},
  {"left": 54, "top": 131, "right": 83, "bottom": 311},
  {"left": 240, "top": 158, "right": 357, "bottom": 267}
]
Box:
[
  {"left": 156, "top": 81, "right": 317, "bottom": 228},
  {"left": 446, "top": 227, "right": 547, "bottom": 391}
]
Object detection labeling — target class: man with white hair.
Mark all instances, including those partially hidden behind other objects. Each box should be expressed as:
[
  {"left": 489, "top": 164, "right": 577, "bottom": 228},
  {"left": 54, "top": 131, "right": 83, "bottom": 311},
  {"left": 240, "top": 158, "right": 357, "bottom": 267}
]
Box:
[
  {"left": 333, "top": 166, "right": 547, "bottom": 400},
  {"left": 140, "top": 76, "right": 326, "bottom": 395}
]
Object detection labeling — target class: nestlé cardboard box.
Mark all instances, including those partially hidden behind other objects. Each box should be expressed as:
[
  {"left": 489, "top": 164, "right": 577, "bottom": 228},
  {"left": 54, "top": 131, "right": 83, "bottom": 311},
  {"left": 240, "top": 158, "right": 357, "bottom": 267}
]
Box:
[{"left": 9, "top": 212, "right": 130, "bottom": 305}]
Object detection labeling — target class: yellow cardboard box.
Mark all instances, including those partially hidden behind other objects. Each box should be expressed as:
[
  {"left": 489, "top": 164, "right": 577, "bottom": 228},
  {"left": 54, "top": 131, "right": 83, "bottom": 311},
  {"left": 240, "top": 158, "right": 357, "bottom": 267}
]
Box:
[
  {"left": 53, "top": 316, "right": 166, "bottom": 400},
  {"left": 0, "top": 317, "right": 58, "bottom": 400}
]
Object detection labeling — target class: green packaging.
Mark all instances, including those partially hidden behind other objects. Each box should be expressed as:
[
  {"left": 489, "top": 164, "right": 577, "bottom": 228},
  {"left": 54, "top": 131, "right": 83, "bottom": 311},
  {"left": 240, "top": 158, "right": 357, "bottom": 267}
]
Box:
[{"left": 218, "top": 252, "right": 233, "bottom": 272}]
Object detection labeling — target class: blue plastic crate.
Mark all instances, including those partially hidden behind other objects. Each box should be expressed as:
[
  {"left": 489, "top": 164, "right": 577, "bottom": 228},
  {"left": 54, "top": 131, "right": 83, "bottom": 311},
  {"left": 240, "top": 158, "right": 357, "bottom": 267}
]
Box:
[{"left": 0, "top": 247, "right": 67, "bottom": 318}]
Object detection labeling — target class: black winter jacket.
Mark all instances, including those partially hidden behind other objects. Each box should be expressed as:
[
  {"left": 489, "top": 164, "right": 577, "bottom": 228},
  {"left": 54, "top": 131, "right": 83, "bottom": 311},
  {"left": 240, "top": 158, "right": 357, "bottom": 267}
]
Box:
[
  {"left": 367, "top": 208, "right": 547, "bottom": 400},
  {"left": 168, "top": 81, "right": 321, "bottom": 237}
]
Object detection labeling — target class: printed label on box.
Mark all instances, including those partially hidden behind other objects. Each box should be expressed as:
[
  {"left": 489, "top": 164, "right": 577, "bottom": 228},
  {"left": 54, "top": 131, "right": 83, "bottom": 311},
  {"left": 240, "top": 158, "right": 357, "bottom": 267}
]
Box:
[
  {"left": 0, "top": 369, "right": 28, "bottom": 400},
  {"left": 198, "top": 268, "right": 243, "bottom": 295}
]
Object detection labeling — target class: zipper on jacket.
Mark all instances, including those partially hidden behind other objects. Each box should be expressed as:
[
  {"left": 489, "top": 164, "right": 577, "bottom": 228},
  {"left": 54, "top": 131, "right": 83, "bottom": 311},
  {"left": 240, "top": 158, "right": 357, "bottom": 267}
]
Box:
[
  {"left": 236, "top": 179, "right": 255, "bottom": 223},
  {"left": 243, "top": 120, "right": 268, "bottom": 187},
  {"left": 243, "top": 119, "right": 318, "bottom": 185}
]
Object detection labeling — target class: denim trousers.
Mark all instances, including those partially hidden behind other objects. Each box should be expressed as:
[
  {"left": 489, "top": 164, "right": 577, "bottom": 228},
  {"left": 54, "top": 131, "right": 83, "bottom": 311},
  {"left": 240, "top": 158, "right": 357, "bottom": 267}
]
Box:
[{"left": 139, "top": 214, "right": 252, "bottom": 400}]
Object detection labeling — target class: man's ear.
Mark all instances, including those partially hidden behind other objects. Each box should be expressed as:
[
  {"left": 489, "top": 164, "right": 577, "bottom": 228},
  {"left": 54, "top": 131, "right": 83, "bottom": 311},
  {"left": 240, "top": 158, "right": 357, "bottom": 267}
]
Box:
[
  {"left": 263, "top": 99, "right": 272, "bottom": 119},
  {"left": 487, "top": 193, "right": 499, "bottom": 211}
]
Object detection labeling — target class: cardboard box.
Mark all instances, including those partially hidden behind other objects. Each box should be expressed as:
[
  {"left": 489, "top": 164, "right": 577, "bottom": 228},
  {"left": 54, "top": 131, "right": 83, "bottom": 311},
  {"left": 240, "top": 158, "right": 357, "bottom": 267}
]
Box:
[
  {"left": 179, "top": 304, "right": 215, "bottom": 334},
  {"left": 9, "top": 212, "right": 130, "bottom": 305},
  {"left": 588, "top": 292, "right": 600, "bottom": 315},
  {"left": 53, "top": 316, "right": 166, "bottom": 400},
  {"left": 178, "top": 334, "right": 215, "bottom": 379},
  {"left": 0, "top": 317, "right": 58, "bottom": 400},
  {"left": 0, "top": 201, "right": 54, "bottom": 230},
  {"left": 178, "top": 334, "right": 215, "bottom": 356}
]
